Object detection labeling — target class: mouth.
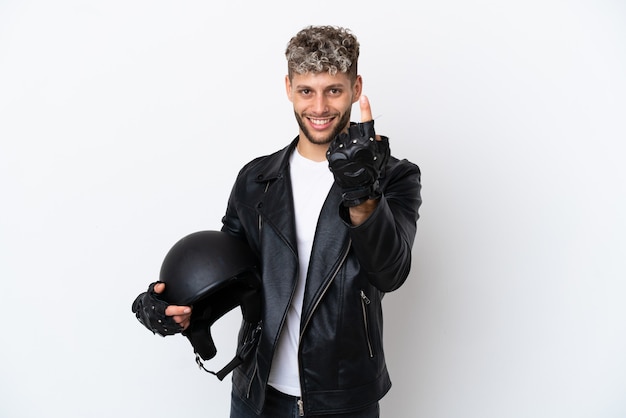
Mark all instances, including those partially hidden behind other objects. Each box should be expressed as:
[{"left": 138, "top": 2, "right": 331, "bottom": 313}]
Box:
[{"left": 307, "top": 117, "right": 334, "bottom": 130}]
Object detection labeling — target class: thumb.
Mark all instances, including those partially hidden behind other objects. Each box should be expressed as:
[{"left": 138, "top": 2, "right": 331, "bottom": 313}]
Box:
[
  {"left": 359, "top": 95, "right": 373, "bottom": 123},
  {"left": 359, "top": 95, "right": 381, "bottom": 141},
  {"left": 153, "top": 282, "right": 165, "bottom": 294}
]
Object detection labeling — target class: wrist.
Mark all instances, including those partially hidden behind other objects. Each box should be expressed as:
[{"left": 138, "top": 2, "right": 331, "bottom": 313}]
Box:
[{"left": 348, "top": 199, "right": 378, "bottom": 226}]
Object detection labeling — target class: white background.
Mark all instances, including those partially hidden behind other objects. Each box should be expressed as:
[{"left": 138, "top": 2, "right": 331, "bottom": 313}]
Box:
[{"left": 1, "top": 1, "right": 625, "bottom": 417}]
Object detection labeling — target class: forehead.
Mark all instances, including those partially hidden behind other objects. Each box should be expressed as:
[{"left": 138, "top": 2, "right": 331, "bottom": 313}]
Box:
[{"left": 290, "top": 71, "right": 353, "bottom": 89}]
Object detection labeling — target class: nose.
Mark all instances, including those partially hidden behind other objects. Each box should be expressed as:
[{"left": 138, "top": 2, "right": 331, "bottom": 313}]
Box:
[{"left": 311, "top": 95, "right": 329, "bottom": 115}]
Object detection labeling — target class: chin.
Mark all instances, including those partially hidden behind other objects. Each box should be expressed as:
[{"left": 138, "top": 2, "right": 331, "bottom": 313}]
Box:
[{"left": 307, "top": 134, "right": 334, "bottom": 146}]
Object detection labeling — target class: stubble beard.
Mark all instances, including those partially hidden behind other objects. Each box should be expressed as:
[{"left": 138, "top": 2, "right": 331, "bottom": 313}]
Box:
[{"left": 294, "top": 110, "right": 351, "bottom": 146}]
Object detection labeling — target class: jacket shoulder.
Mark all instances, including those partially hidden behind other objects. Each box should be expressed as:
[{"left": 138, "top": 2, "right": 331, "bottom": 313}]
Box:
[
  {"left": 235, "top": 140, "right": 296, "bottom": 183},
  {"left": 386, "top": 155, "right": 421, "bottom": 181}
]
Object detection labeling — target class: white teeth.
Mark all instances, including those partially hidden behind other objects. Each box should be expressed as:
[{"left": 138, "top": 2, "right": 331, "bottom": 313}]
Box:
[{"left": 311, "top": 119, "right": 330, "bottom": 125}]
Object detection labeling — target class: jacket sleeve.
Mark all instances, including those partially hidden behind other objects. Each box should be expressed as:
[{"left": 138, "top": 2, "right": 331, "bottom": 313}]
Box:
[
  {"left": 221, "top": 166, "right": 248, "bottom": 240},
  {"left": 343, "top": 158, "right": 422, "bottom": 292},
  {"left": 221, "top": 185, "right": 243, "bottom": 237},
  {"left": 220, "top": 158, "right": 266, "bottom": 256}
]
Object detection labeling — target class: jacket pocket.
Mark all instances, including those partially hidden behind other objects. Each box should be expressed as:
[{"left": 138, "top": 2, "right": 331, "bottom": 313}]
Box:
[{"left": 360, "top": 289, "right": 375, "bottom": 358}]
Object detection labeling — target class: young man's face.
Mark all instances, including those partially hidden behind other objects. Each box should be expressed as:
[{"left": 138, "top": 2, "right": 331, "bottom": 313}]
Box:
[{"left": 286, "top": 71, "right": 362, "bottom": 146}]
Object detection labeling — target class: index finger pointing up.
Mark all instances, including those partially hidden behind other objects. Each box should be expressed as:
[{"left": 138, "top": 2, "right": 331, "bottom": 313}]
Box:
[{"left": 360, "top": 95, "right": 373, "bottom": 122}]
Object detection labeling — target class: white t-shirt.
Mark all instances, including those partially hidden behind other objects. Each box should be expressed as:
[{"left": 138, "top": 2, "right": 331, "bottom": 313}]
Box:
[{"left": 267, "top": 147, "right": 335, "bottom": 396}]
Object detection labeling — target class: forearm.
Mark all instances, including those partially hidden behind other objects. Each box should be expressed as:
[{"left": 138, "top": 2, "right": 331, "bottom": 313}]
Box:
[
  {"left": 345, "top": 161, "right": 422, "bottom": 292},
  {"left": 349, "top": 198, "right": 415, "bottom": 291}
]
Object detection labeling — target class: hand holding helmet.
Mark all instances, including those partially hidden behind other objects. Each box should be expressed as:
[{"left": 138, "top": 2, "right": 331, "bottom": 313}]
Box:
[
  {"left": 131, "top": 281, "right": 188, "bottom": 336},
  {"left": 132, "top": 230, "right": 262, "bottom": 381}
]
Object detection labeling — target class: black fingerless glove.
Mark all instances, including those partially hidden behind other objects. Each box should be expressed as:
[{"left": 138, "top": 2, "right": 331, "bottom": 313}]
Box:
[
  {"left": 131, "top": 281, "right": 183, "bottom": 336},
  {"left": 326, "top": 120, "right": 390, "bottom": 207}
]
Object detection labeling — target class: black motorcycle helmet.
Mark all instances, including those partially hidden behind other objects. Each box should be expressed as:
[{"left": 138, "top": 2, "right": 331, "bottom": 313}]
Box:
[{"left": 159, "top": 230, "right": 262, "bottom": 380}]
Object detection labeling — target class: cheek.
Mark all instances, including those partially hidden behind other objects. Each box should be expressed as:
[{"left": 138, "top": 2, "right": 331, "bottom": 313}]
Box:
[{"left": 292, "top": 99, "right": 308, "bottom": 114}]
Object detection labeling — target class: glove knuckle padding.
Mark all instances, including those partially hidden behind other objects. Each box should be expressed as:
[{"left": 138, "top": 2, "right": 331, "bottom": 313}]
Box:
[
  {"left": 327, "top": 120, "right": 390, "bottom": 206},
  {"left": 131, "top": 282, "right": 182, "bottom": 336}
]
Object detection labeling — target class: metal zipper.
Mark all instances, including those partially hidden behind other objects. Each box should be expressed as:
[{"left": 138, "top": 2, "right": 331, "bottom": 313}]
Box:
[
  {"left": 297, "top": 399, "right": 305, "bottom": 416},
  {"left": 257, "top": 180, "right": 271, "bottom": 239},
  {"left": 246, "top": 363, "right": 257, "bottom": 398},
  {"left": 360, "top": 289, "right": 374, "bottom": 358}
]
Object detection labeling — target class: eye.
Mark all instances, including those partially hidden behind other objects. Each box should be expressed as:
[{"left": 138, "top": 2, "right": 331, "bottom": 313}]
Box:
[
  {"left": 300, "top": 89, "right": 311, "bottom": 96},
  {"left": 329, "top": 88, "right": 342, "bottom": 95}
]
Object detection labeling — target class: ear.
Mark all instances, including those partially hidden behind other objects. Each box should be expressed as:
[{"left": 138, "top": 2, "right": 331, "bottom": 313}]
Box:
[
  {"left": 285, "top": 75, "right": 293, "bottom": 102},
  {"left": 352, "top": 75, "right": 363, "bottom": 104}
]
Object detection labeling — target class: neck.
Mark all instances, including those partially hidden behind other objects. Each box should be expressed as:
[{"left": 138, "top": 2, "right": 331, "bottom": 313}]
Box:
[{"left": 295, "top": 137, "right": 330, "bottom": 162}]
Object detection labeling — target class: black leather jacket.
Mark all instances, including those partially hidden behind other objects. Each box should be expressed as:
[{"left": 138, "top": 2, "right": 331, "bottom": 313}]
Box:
[{"left": 222, "top": 137, "right": 422, "bottom": 415}]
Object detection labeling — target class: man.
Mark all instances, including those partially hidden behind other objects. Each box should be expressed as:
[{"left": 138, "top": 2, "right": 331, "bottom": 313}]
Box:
[{"left": 136, "top": 25, "right": 421, "bottom": 417}]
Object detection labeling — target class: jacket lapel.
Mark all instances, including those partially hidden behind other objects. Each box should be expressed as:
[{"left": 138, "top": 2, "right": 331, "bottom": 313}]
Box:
[
  {"left": 254, "top": 140, "right": 298, "bottom": 255},
  {"left": 300, "top": 183, "right": 350, "bottom": 323}
]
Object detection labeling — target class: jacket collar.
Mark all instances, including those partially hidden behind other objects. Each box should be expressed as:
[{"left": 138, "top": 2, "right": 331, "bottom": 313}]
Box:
[{"left": 253, "top": 137, "right": 298, "bottom": 184}]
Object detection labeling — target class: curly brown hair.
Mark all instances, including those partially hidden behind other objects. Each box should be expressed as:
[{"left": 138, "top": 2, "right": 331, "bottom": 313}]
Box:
[{"left": 285, "top": 25, "right": 360, "bottom": 81}]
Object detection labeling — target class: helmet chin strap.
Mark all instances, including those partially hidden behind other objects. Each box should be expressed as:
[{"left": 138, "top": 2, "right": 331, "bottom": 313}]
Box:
[
  {"left": 183, "top": 286, "right": 263, "bottom": 381},
  {"left": 193, "top": 320, "right": 262, "bottom": 381}
]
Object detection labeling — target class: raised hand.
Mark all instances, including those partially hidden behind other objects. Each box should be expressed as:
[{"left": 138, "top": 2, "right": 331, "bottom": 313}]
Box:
[{"left": 326, "top": 95, "right": 390, "bottom": 208}]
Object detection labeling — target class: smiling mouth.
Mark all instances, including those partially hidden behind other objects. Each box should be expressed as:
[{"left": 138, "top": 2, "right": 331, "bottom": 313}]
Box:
[{"left": 309, "top": 117, "right": 333, "bottom": 126}]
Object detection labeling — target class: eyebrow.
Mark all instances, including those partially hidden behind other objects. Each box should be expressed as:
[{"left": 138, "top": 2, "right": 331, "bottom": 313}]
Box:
[{"left": 294, "top": 83, "right": 347, "bottom": 90}]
